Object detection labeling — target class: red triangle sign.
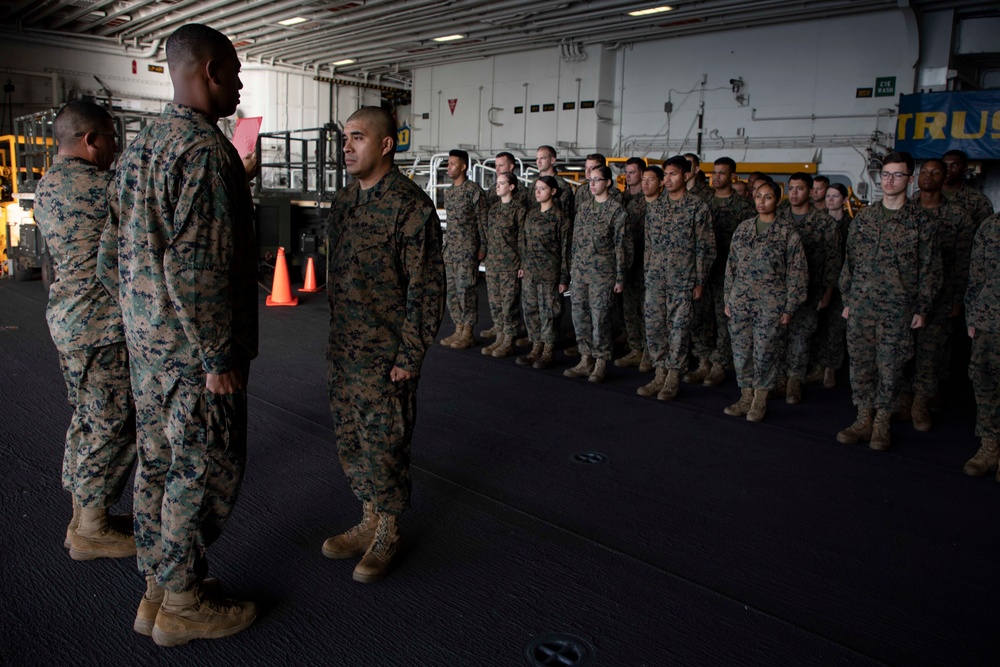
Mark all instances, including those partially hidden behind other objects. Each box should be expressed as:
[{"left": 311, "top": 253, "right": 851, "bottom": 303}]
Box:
[{"left": 448, "top": 98, "right": 457, "bottom": 115}]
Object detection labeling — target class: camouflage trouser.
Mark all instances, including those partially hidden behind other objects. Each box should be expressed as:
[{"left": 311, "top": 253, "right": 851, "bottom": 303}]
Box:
[
  {"left": 970, "top": 329, "right": 1000, "bottom": 438},
  {"left": 485, "top": 268, "right": 520, "bottom": 335},
  {"left": 690, "top": 279, "right": 716, "bottom": 361},
  {"left": 785, "top": 297, "right": 820, "bottom": 380},
  {"left": 444, "top": 254, "right": 479, "bottom": 326},
  {"left": 521, "top": 270, "right": 562, "bottom": 344},
  {"left": 812, "top": 290, "right": 846, "bottom": 369},
  {"left": 329, "top": 377, "right": 416, "bottom": 515},
  {"left": 729, "top": 306, "right": 785, "bottom": 389},
  {"left": 623, "top": 269, "right": 646, "bottom": 352},
  {"left": 644, "top": 286, "right": 692, "bottom": 371},
  {"left": 132, "top": 361, "right": 249, "bottom": 592},
  {"left": 57, "top": 342, "right": 136, "bottom": 508},
  {"left": 571, "top": 275, "right": 616, "bottom": 360},
  {"left": 846, "top": 310, "right": 913, "bottom": 410},
  {"left": 909, "top": 306, "right": 952, "bottom": 396},
  {"left": 708, "top": 275, "right": 733, "bottom": 367}
]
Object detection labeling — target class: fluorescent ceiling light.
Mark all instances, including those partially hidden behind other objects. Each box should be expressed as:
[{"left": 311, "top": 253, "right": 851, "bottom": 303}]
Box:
[
  {"left": 628, "top": 6, "right": 673, "bottom": 16},
  {"left": 332, "top": 59, "right": 356, "bottom": 66},
  {"left": 432, "top": 34, "right": 465, "bottom": 42},
  {"left": 278, "top": 17, "right": 308, "bottom": 26}
]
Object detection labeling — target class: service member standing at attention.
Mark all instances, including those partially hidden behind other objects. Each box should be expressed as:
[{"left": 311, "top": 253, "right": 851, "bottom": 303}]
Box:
[
  {"left": 322, "top": 106, "right": 445, "bottom": 583},
  {"left": 615, "top": 160, "right": 652, "bottom": 370},
  {"left": 480, "top": 172, "right": 526, "bottom": 358},
  {"left": 488, "top": 151, "right": 532, "bottom": 210},
  {"left": 838, "top": 152, "right": 940, "bottom": 451},
  {"left": 564, "top": 165, "right": 626, "bottom": 383},
  {"left": 723, "top": 179, "right": 808, "bottom": 422},
  {"left": 637, "top": 156, "right": 716, "bottom": 402},
  {"left": 686, "top": 157, "right": 755, "bottom": 387},
  {"left": 942, "top": 150, "right": 994, "bottom": 227},
  {"left": 98, "top": 24, "right": 259, "bottom": 645},
  {"left": 684, "top": 153, "right": 714, "bottom": 203},
  {"left": 575, "top": 153, "right": 621, "bottom": 212},
  {"left": 962, "top": 212, "right": 1000, "bottom": 479},
  {"left": 780, "top": 172, "right": 839, "bottom": 404},
  {"left": 535, "top": 145, "right": 575, "bottom": 221},
  {"left": 35, "top": 100, "right": 136, "bottom": 562},
  {"left": 439, "top": 149, "right": 486, "bottom": 350},
  {"left": 810, "top": 175, "right": 830, "bottom": 212}
]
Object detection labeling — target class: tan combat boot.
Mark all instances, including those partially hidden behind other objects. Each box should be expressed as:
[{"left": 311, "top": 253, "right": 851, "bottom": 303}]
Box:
[
  {"left": 515, "top": 335, "right": 530, "bottom": 347},
  {"left": 439, "top": 327, "right": 459, "bottom": 347},
  {"left": 69, "top": 507, "right": 136, "bottom": 561},
  {"left": 481, "top": 330, "right": 501, "bottom": 355},
  {"left": 682, "top": 358, "right": 711, "bottom": 384},
  {"left": 353, "top": 514, "right": 401, "bottom": 583},
  {"left": 517, "top": 342, "right": 543, "bottom": 366},
  {"left": 136, "top": 576, "right": 221, "bottom": 636},
  {"left": 533, "top": 343, "right": 555, "bottom": 369},
  {"left": 491, "top": 333, "right": 514, "bottom": 358},
  {"left": 613, "top": 349, "right": 643, "bottom": 368},
  {"left": 480, "top": 326, "right": 496, "bottom": 339},
  {"left": 963, "top": 437, "right": 1000, "bottom": 477},
  {"left": 588, "top": 358, "right": 607, "bottom": 383},
  {"left": 563, "top": 354, "right": 594, "bottom": 378},
  {"left": 638, "top": 349, "right": 653, "bottom": 373},
  {"left": 151, "top": 587, "right": 256, "bottom": 646},
  {"left": 564, "top": 344, "right": 580, "bottom": 357},
  {"left": 451, "top": 323, "right": 475, "bottom": 350},
  {"left": 804, "top": 365, "right": 824, "bottom": 385},
  {"left": 869, "top": 409, "right": 892, "bottom": 451},
  {"left": 822, "top": 367, "right": 837, "bottom": 389},
  {"left": 637, "top": 367, "right": 666, "bottom": 397},
  {"left": 746, "top": 388, "right": 769, "bottom": 422},
  {"left": 786, "top": 377, "right": 802, "bottom": 405},
  {"left": 657, "top": 369, "right": 681, "bottom": 401},
  {"left": 703, "top": 363, "right": 726, "bottom": 387},
  {"left": 322, "top": 501, "right": 377, "bottom": 559},
  {"left": 65, "top": 497, "right": 80, "bottom": 549},
  {"left": 724, "top": 388, "right": 754, "bottom": 416},
  {"left": 911, "top": 394, "right": 932, "bottom": 432},
  {"left": 837, "top": 407, "right": 874, "bottom": 444}
]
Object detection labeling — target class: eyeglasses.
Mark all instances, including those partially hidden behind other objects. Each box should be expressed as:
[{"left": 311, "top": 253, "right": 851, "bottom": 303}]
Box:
[{"left": 879, "top": 171, "right": 910, "bottom": 180}]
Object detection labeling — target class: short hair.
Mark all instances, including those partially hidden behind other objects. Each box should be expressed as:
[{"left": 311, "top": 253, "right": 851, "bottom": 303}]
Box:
[
  {"left": 537, "top": 145, "right": 557, "bottom": 159},
  {"left": 828, "top": 183, "right": 848, "bottom": 198},
  {"left": 663, "top": 155, "right": 690, "bottom": 174},
  {"left": 586, "top": 153, "right": 607, "bottom": 166},
  {"left": 166, "top": 23, "right": 235, "bottom": 70},
  {"left": 883, "top": 151, "right": 915, "bottom": 174},
  {"left": 53, "top": 100, "right": 113, "bottom": 144},
  {"left": 536, "top": 175, "right": 561, "bottom": 197},
  {"left": 921, "top": 158, "right": 946, "bottom": 171},
  {"left": 813, "top": 175, "right": 830, "bottom": 187},
  {"left": 449, "top": 149, "right": 469, "bottom": 165},
  {"left": 497, "top": 171, "right": 518, "bottom": 190},
  {"left": 625, "top": 157, "right": 646, "bottom": 171},
  {"left": 747, "top": 171, "right": 766, "bottom": 183},
  {"left": 645, "top": 165, "right": 664, "bottom": 180},
  {"left": 594, "top": 165, "right": 613, "bottom": 181},
  {"left": 714, "top": 157, "right": 737, "bottom": 172},
  {"left": 756, "top": 179, "right": 781, "bottom": 198},
  {"left": 683, "top": 152, "right": 700, "bottom": 163},
  {"left": 942, "top": 149, "right": 968, "bottom": 163},
  {"left": 788, "top": 172, "right": 814, "bottom": 189},
  {"left": 346, "top": 107, "right": 397, "bottom": 154},
  {"left": 496, "top": 151, "right": 516, "bottom": 164}
]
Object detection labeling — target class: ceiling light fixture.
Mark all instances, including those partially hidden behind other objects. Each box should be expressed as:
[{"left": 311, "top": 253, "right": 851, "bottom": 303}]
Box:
[
  {"left": 332, "top": 59, "right": 356, "bottom": 66},
  {"left": 432, "top": 34, "right": 465, "bottom": 42},
  {"left": 628, "top": 6, "right": 673, "bottom": 16},
  {"left": 278, "top": 17, "right": 308, "bottom": 26}
]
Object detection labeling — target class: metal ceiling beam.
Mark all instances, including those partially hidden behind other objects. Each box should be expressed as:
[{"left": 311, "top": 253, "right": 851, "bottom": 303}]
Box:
[{"left": 49, "top": 0, "right": 121, "bottom": 31}]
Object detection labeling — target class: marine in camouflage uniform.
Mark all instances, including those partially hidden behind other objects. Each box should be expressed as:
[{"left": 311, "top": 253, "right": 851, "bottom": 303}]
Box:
[
  {"left": 99, "top": 102, "right": 258, "bottom": 593},
  {"left": 35, "top": 149, "right": 136, "bottom": 548},
  {"left": 520, "top": 204, "right": 570, "bottom": 345},
  {"left": 442, "top": 177, "right": 485, "bottom": 331},
  {"left": 725, "top": 216, "right": 808, "bottom": 390},
  {"left": 811, "top": 211, "right": 852, "bottom": 374},
  {"left": 481, "top": 197, "right": 526, "bottom": 339},
  {"left": 571, "top": 197, "right": 626, "bottom": 361},
  {"left": 621, "top": 194, "right": 648, "bottom": 357},
  {"left": 643, "top": 192, "right": 716, "bottom": 373},
  {"left": 943, "top": 183, "right": 994, "bottom": 228},
  {"left": 963, "top": 213, "right": 1000, "bottom": 477}
]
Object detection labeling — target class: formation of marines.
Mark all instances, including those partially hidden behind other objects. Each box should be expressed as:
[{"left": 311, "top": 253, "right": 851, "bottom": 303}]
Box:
[{"left": 30, "top": 20, "right": 999, "bottom": 651}]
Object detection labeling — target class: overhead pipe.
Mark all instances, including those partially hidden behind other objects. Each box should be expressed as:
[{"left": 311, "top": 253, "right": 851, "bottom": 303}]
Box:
[
  {"left": 97, "top": 0, "right": 208, "bottom": 38},
  {"left": 139, "top": 0, "right": 317, "bottom": 42},
  {"left": 48, "top": 0, "right": 119, "bottom": 31},
  {"left": 751, "top": 108, "right": 897, "bottom": 122}
]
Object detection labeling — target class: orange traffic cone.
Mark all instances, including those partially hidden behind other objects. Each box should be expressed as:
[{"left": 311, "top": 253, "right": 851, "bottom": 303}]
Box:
[
  {"left": 266, "top": 247, "right": 298, "bottom": 306},
  {"left": 299, "top": 256, "right": 322, "bottom": 293}
]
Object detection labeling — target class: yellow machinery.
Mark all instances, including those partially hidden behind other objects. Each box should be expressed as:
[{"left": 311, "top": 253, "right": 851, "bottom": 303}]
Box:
[{"left": 1, "top": 133, "right": 50, "bottom": 280}]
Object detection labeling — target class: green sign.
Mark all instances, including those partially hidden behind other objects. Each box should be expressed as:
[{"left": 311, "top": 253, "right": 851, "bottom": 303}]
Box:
[{"left": 875, "top": 77, "right": 896, "bottom": 97}]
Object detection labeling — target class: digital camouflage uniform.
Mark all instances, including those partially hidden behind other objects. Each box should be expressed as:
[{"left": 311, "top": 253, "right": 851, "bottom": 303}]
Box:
[
  {"left": 326, "top": 167, "right": 444, "bottom": 515},
  {"left": 966, "top": 214, "right": 1000, "bottom": 437},
  {"left": 98, "top": 103, "right": 258, "bottom": 593},
  {"left": 689, "top": 179, "right": 714, "bottom": 204},
  {"left": 533, "top": 173, "right": 576, "bottom": 222},
  {"left": 622, "top": 194, "right": 648, "bottom": 353},
  {"left": 691, "top": 192, "right": 755, "bottom": 367},
  {"left": 520, "top": 205, "right": 571, "bottom": 345},
  {"left": 481, "top": 199, "right": 526, "bottom": 336},
  {"left": 571, "top": 197, "right": 626, "bottom": 360},
  {"left": 944, "top": 184, "right": 994, "bottom": 228},
  {"left": 725, "top": 217, "right": 808, "bottom": 390},
  {"left": 839, "top": 200, "right": 940, "bottom": 410},
  {"left": 486, "top": 180, "right": 533, "bottom": 211},
  {"left": 35, "top": 155, "right": 135, "bottom": 510},
  {"left": 811, "top": 213, "right": 852, "bottom": 370},
  {"left": 781, "top": 207, "right": 840, "bottom": 380},
  {"left": 575, "top": 181, "right": 622, "bottom": 213},
  {"left": 908, "top": 200, "right": 975, "bottom": 396},
  {"left": 643, "top": 192, "right": 716, "bottom": 371},
  {"left": 443, "top": 179, "right": 486, "bottom": 327}
]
